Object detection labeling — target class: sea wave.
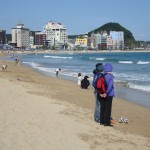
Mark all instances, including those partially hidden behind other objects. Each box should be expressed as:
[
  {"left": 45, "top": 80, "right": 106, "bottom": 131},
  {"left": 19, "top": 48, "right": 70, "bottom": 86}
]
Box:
[
  {"left": 114, "top": 80, "right": 128, "bottom": 86},
  {"left": 44, "top": 55, "right": 73, "bottom": 59},
  {"left": 137, "top": 61, "right": 150, "bottom": 64},
  {"left": 127, "top": 82, "right": 150, "bottom": 92},
  {"left": 118, "top": 61, "right": 133, "bottom": 64},
  {"left": 115, "top": 79, "right": 150, "bottom": 92},
  {"left": 114, "top": 72, "right": 150, "bottom": 82},
  {"left": 95, "top": 58, "right": 105, "bottom": 61},
  {"left": 23, "top": 62, "right": 42, "bottom": 67}
]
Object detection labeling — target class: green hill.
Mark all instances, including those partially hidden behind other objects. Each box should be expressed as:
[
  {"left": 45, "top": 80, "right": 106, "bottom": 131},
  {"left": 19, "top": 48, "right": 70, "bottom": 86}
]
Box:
[
  {"left": 68, "top": 22, "right": 136, "bottom": 48},
  {"left": 88, "top": 22, "right": 136, "bottom": 48}
]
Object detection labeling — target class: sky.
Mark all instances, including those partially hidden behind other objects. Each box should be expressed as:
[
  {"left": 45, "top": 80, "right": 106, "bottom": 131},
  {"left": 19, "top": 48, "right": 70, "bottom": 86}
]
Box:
[{"left": 0, "top": 0, "right": 150, "bottom": 41}]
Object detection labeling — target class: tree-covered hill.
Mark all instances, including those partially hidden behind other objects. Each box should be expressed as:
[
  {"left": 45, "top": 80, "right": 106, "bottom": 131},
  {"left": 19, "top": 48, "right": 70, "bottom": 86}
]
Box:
[
  {"left": 88, "top": 22, "right": 136, "bottom": 48},
  {"left": 68, "top": 22, "right": 136, "bottom": 48}
]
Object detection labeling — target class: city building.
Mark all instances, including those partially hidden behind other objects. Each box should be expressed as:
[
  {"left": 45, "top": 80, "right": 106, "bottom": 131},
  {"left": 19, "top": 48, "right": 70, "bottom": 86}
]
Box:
[
  {"left": 90, "top": 33, "right": 99, "bottom": 49},
  {"left": 107, "top": 36, "right": 113, "bottom": 50},
  {"left": 11, "top": 23, "right": 30, "bottom": 49},
  {"left": 34, "top": 32, "right": 46, "bottom": 48},
  {"left": 75, "top": 34, "right": 88, "bottom": 47},
  {"left": 43, "top": 21, "right": 67, "bottom": 49},
  {"left": 0, "top": 30, "right": 6, "bottom": 44},
  {"left": 90, "top": 31, "right": 107, "bottom": 50},
  {"left": 29, "top": 36, "right": 34, "bottom": 48},
  {"left": 110, "top": 31, "right": 124, "bottom": 49}
]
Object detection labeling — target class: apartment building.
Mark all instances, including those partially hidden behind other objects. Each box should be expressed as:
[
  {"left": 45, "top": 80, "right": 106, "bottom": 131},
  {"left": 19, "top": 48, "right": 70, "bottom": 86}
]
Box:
[
  {"left": 107, "top": 36, "right": 113, "bottom": 50},
  {"left": 110, "top": 31, "right": 124, "bottom": 49},
  {"left": 75, "top": 35, "right": 88, "bottom": 47},
  {"left": 12, "top": 23, "right": 30, "bottom": 49},
  {"left": 43, "top": 21, "right": 67, "bottom": 49},
  {"left": 90, "top": 32, "right": 107, "bottom": 50},
  {"left": 0, "top": 30, "right": 6, "bottom": 44},
  {"left": 34, "top": 32, "right": 46, "bottom": 47}
]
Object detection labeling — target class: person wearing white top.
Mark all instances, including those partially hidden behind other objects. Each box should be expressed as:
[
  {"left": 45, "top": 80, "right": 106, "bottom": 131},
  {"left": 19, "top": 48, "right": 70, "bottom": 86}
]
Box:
[
  {"left": 55, "top": 68, "right": 61, "bottom": 77},
  {"left": 77, "top": 73, "right": 82, "bottom": 86}
]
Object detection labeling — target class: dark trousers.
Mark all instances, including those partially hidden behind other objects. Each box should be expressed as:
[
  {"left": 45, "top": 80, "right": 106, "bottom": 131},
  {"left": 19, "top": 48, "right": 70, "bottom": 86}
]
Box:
[{"left": 100, "top": 96, "right": 113, "bottom": 125}]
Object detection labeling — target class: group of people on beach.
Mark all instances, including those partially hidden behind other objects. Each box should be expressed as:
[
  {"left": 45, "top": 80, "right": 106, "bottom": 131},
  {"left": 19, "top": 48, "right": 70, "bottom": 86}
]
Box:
[
  {"left": 92, "top": 63, "right": 114, "bottom": 126},
  {"left": 78, "top": 63, "right": 114, "bottom": 127},
  {"left": 55, "top": 63, "right": 114, "bottom": 127}
]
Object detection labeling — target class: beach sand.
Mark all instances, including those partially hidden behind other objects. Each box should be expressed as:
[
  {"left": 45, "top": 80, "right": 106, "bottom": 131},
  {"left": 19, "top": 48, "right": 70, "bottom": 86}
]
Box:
[{"left": 0, "top": 59, "right": 150, "bottom": 150}]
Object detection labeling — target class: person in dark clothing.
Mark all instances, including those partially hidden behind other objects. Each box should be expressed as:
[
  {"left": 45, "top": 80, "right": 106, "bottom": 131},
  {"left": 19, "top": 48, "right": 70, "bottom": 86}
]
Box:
[{"left": 81, "top": 76, "right": 90, "bottom": 89}]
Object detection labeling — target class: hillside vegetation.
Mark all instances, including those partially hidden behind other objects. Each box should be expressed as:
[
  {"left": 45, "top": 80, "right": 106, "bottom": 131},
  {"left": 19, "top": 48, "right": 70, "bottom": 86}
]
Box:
[
  {"left": 68, "top": 22, "right": 136, "bottom": 48},
  {"left": 88, "top": 22, "right": 136, "bottom": 48}
]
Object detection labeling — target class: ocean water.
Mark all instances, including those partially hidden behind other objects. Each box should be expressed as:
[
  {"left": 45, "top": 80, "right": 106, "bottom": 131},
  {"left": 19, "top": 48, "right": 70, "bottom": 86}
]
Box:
[{"left": 4, "top": 51, "right": 150, "bottom": 107}]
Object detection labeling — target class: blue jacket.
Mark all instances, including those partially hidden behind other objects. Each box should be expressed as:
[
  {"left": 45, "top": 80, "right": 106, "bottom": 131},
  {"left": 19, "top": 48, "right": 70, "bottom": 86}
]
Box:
[
  {"left": 104, "top": 63, "right": 115, "bottom": 97},
  {"left": 92, "top": 71, "right": 103, "bottom": 88},
  {"left": 104, "top": 73, "right": 115, "bottom": 97}
]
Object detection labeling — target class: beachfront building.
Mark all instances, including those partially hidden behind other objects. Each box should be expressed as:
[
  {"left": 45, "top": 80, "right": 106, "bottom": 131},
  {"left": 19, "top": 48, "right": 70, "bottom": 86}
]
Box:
[
  {"left": 90, "top": 31, "right": 107, "bottom": 50},
  {"left": 0, "top": 30, "right": 6, "bottom": 44},
  {"left": 107, "top": 36, "right": 113, "bottom": 50},
  {"left": 89, "top": 34, "right": 96, "bottom": 48},
  {"left": 34, "top": 32, "right": 46, "bottom": 48},
  {"left": 98, "top": 35, "right": 107, "bottom": 50},
  {"left": 11, "top": 23, "right": 30, "bottom": 49},
  {"left": 43, "top": 21, "right": 67, "bottom": 49},
  {"left": 29, "top": 36, "right": 34, "bottom": 48},
  {"left": 110, "top": 31, "right": 124, "bottom": 50},
  {"left": 75, "top": 34, "right": 88, "bottom": 48}
]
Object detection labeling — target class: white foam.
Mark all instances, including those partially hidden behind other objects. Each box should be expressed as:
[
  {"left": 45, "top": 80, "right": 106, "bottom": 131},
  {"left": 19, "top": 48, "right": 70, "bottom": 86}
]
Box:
[
  {"left": 89, "top": 57, "right": 95, "bottom": 60},
  {"left": 137, "top": 61, "right": 150, "bottom": 64},
  {"left": 114, "top": 72, "right": 150, "bottom": 82},
  {"left": 127, "top": 82, "right": 150, "bottom": 92},
  {"left": 44, "top": 55, "right": 72, "bottom": 59},
  {"left": 95, "top": 58, "right": 105, "bottom": 61},
  {"left": 23, "top": 62, "right": 42, "bottom": 67},
  {"left": 118, "top": 61, "right": 133, "bottom": 64}
]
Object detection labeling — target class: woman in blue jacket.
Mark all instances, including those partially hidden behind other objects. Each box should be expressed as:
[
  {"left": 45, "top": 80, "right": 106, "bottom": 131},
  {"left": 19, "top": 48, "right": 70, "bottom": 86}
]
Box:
[{"left": 99, "top": 63, "right": 115, "bottom": 126}]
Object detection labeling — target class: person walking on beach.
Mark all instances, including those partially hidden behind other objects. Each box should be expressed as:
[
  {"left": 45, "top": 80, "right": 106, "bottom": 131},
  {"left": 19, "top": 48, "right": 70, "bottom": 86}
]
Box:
[
  {"left": 92, "top": 63, "right": 104, "bottom": 123},
  {"left": 98, "top": 63, "right": 115, "bottom": 126},
  {"left": 77, "top": 73, "right": 82, "bottom": 86},
  {"left": 55, "top": 68, "right": 61, "bottom": 77},
  {"left": 15, "top": 58, "right": 19, "bottom": 66},
  {"left": 81, "top": 76, "right": 90, "bottom": 89}
]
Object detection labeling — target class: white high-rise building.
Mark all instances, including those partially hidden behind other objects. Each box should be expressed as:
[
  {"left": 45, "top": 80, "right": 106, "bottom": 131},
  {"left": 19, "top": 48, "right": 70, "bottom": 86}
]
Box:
[
  {"left": 43, "top": 21, "right": 67, "bottom": 49},
  {"left": 110, "top": 31, "right": 124, "bottom": 50},
  {"left": 12, "top": 23, "right": 30, "bottom": 49}
]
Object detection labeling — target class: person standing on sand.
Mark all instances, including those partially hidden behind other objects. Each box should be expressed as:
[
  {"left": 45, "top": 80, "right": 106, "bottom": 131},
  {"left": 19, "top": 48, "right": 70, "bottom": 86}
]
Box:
[
  {"left": 77, "top": 73, "right": 82, "bottom": 86},
  {"left": 55, "top": 68, "right": 61, "bottom": 77},
  {"left": 92, "top": 63, "right": 104, "bottom": 123},
  {"left": 98, "top": 63, "right": 115, "bottom": 126}
]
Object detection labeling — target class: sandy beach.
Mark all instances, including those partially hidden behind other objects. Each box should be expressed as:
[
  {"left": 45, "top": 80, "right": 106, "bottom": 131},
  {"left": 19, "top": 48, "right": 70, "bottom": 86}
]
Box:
[{"left": 0, "top": 58, "right": 150, "bottom": 150}]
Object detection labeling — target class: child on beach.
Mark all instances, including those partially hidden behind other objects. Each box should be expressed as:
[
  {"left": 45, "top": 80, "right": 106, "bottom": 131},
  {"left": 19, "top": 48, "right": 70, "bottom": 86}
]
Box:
[
  {"left": 55, "top": 68, "right": 61, "bottom": 77},
  {"left": 77, "top": 73, "right": 82, "bottom": 86},
  {"left": 98, "top": 63, "right": 115, "bottom": 126}
]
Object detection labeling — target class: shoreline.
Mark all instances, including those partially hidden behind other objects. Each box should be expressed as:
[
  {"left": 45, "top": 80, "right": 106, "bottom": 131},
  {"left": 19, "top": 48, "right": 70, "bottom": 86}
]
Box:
[
  {"left": 0, "top": 59, "right": 150, "bottom": 137},
  {"left": 1, "top": 49, "right": 150, "bottom": 55},
  {"left": 0, "top": 59, "right": 150, "bottom": 149},
  {"left": 1, "top": 52, "right": 150, "bottom": 108}
]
